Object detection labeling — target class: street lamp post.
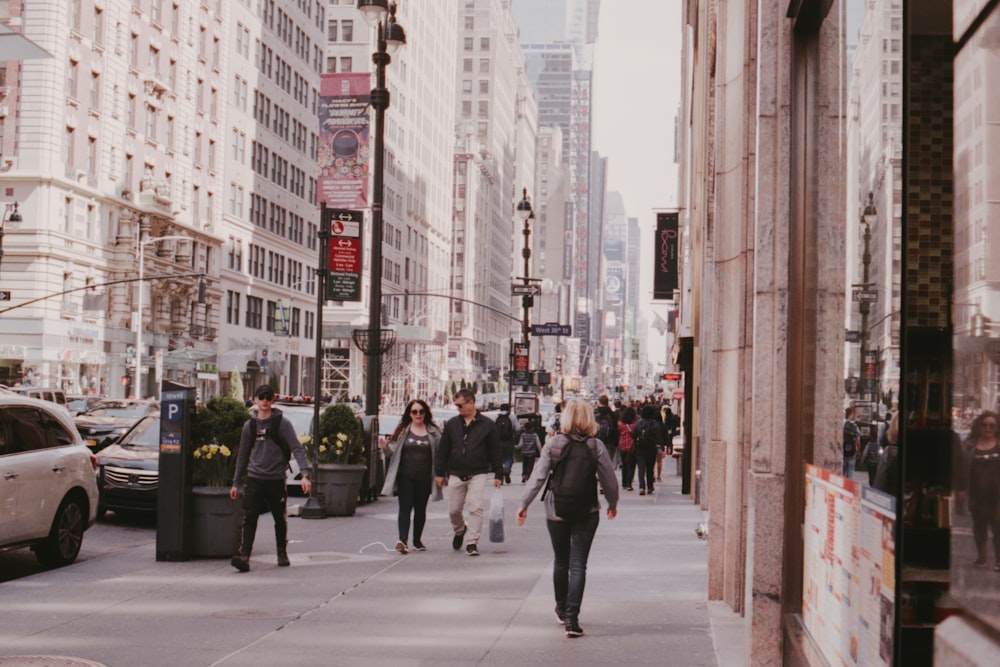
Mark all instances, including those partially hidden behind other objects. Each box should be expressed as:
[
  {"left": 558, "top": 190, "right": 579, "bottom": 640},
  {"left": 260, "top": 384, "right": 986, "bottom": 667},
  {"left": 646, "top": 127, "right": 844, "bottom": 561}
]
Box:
[
  {"left": 135, "top": 229, "right": 191, "bottom": 399},
  {"left": 357, "top": 0, "right": 404, "bottom": 419},
  {"left": 858, "top": 192, "right": 878, "bottom": 404},
  {"left": 517, "top": 189, "right": 534, "bottom": 349}
]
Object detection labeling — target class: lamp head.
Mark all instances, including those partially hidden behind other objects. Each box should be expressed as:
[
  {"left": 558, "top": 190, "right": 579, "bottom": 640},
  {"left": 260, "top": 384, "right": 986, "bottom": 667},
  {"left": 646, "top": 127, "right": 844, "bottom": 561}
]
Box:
[
  {"left": 862, "top": 192, "right": 877, "bottom": 226},
  {"left": 7, "top": 202, "right": 22, "bottom": 223},
  {"left": 516, "top": 188, "right": 532, "bottom": 222},
  {"left": 384, "top": 3, "right": 406, "bottom": 53},
  {"left": 357, "top": 0, "right": 389, "bottom": 26}
]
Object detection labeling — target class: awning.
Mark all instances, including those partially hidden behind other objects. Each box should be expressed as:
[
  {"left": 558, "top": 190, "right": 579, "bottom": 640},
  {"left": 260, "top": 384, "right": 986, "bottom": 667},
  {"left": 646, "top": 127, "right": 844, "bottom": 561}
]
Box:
[{"left": 218, "top": 348, "right": 258, "bottom": 374}]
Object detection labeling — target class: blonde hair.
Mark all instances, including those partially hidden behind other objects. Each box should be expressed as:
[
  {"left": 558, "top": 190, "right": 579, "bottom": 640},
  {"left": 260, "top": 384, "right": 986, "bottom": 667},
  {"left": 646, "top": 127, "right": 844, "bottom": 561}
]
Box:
[{"left": 561, "top": 398, "right": 597, "bottom": 437}]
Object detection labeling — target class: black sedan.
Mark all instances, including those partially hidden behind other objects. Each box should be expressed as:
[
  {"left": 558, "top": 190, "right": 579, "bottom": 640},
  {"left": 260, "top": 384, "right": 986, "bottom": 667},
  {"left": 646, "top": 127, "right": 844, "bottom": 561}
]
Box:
[
  {"left": 75, "top": 399, "right": 159, "bottom": 453},
  {"left": 96, "top": 415, "right": 160, "bottom": 517}
]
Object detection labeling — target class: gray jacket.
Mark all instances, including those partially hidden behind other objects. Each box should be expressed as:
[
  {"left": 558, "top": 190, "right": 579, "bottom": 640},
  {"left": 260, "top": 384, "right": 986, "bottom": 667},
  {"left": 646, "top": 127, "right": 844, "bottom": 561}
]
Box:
[
  {"left": 232, "top": 408, "right": 311, "bottom": 486},
  {"left": 381, "top": 425, "right": 442, "bottom": 498},
  {"left": 519, "top": 433, "right": 619, "bottom": 521}
]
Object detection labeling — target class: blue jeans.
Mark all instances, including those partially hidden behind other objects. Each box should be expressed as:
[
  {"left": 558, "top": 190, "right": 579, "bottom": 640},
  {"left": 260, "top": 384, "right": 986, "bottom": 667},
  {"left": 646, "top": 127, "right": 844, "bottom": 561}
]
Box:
[
  {"left": 501, "top": 441, "right": 514, "bottom": 478},
  {"left": 842, "top": 454, "right": 856, "bottom": 480},
  {"left": 396, "top": 475, "right": 432, "bottom": 545},
  {"left": 636, "top": 448, "right": 657, "bottom": 491},
  {"left": 620, "top": 449, "right": 636, "bottom": 488},
  {"left": 546, "top": 510, "right": 600, "bottom": 624}
]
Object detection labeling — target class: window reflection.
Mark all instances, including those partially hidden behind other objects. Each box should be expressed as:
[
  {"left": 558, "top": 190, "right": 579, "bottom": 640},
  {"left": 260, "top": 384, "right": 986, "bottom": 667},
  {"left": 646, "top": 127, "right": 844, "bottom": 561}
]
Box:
[{"left": 951, "top": 4, "right": 1000, "bottom": 630}]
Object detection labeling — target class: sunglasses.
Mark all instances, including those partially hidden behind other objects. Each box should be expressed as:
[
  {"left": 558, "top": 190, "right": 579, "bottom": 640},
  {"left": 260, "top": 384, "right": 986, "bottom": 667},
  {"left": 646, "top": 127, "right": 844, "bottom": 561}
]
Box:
[
  {"left": 410, "top": 408, "right": 425, "bottom": 415},
  {"left": 256, "top": 393, "right": 274, "bottom": 401},
  {"left": 984, "top": 422, "right": 998, "bottom": 428}
]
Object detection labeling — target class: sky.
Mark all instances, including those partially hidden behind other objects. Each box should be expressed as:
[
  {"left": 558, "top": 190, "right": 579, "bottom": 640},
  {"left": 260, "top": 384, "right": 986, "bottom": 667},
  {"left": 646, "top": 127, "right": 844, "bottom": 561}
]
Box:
[{"left": 592, "top": 0, "right": 683, "bottom": 367}]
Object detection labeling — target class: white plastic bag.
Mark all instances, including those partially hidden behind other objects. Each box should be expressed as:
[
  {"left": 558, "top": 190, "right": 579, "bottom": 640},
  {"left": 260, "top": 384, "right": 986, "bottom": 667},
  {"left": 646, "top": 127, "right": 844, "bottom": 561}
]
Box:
[{"left": 488, "top": 488, "right": 505, "bottom": 543}]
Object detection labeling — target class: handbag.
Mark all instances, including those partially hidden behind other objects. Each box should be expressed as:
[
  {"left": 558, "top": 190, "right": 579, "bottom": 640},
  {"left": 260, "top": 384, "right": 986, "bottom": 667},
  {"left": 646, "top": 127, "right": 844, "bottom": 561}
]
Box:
[{"left": 488, "top": 488, "right": 505, "bottom": 543}]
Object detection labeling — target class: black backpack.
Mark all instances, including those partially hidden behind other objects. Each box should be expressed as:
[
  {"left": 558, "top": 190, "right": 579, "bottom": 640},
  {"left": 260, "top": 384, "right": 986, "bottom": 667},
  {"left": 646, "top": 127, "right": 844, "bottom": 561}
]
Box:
[
  {"left": 633, "top": 419, "right": 657, "bottom": 450},
  {"left": 545, "top": 436, "right": 598, "bottom": 521},
  {"left": 595, "top": 412, "right": 615, "bottom": 445},
  {"left": 495, "top": 413, "right": 514, "bottom": 442}
]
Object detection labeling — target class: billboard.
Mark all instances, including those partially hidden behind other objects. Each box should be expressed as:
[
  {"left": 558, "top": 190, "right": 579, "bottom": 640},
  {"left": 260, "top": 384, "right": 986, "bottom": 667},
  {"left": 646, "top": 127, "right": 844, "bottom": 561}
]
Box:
[
  {"left": 653, "top": 211, "right": 679, "bottom": 299},
  {"left": 318, "top": 73, "right": 371, "bottom": 208}
]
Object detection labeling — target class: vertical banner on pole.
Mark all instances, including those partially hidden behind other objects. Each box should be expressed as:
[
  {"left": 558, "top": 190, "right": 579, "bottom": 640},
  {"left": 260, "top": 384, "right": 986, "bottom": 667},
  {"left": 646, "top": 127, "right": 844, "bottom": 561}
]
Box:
[{"left": 653, "top": 212, "right": 679, "bottom": 300}]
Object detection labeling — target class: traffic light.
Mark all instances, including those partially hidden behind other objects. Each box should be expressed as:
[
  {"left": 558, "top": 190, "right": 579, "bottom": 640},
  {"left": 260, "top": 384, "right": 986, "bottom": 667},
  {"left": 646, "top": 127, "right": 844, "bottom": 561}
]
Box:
[{"left": 522, "top": 295, "right": 533, "bottom": 309}]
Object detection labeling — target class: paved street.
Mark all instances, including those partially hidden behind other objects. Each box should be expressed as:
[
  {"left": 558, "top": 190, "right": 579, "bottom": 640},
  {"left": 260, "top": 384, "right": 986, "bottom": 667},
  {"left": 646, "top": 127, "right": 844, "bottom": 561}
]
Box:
[{"left": 0, "top": 468, "right": 744, "bottom": 666}]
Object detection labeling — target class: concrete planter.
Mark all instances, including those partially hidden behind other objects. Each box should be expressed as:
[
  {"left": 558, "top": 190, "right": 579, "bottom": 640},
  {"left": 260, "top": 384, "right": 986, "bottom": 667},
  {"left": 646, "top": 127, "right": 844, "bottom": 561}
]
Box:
[{"left": 315, "top": 463, "right": 366, "bottom": 516}]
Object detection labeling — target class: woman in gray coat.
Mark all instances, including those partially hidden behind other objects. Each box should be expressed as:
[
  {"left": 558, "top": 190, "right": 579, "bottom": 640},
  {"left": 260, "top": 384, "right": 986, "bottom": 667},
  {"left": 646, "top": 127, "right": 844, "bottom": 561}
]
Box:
[
  {"left": 381, "top": 398, "right": 441, "bottom": 554},
  {"left": 516, "top": 398, "right": 619, "bottom": 638}
]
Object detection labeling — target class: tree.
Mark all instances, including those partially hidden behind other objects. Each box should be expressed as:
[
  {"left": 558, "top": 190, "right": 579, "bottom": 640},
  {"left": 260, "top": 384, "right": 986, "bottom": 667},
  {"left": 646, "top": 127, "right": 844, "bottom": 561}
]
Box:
[{"left": 228, "top": 367, "right": 244, "bottom": 402}]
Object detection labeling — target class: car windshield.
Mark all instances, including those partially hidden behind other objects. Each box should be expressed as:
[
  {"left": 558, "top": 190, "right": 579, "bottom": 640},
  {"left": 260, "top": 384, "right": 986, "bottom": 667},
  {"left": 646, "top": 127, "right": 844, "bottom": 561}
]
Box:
[
  {"left": 119, "top": 417, "right": 160, "bottom": 448},
  {"left": 85, "top": 406, "right": 151, "bottom": 418}
]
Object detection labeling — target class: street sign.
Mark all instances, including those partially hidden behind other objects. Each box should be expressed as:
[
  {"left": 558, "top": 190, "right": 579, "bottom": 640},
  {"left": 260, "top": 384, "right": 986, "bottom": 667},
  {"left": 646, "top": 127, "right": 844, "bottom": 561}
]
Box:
[
  {"left": 0, "top": 290, "right": 10, "bottom": 301},
  {"left": 511, "top": 283, "right": 541, "bottom": 296},
  {"left": 512, "top": 369, "right": 530, "bottom": 386},
  {"left": 845, "top": 330, "right": 861, "bottom": 343},
  {"left": 852, "top": 289, "right": 878, "bottom": 302},
  {"left": 530, "top": 322, "right": 571, "bottom": 336},
  {"left": 325, "top": 208, "right": 363, "bottom": 302}
]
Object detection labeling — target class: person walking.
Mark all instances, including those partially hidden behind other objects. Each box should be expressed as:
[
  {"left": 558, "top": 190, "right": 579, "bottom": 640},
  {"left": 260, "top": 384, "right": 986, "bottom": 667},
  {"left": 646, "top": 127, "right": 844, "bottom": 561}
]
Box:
[
  {"left": 381, "top": 399, "right": 441, "bottom": 554},
  {"left": 617, "top": 406, "right": 637, "bottom": 491},
  {"left": 842, "top": 406, "right": 861, "bottom": 479},
  {"left": 873, "top": 413, "right": 899, "bottom": 496},
  {"left": 862, "top": 411, "right": 890, "bottom": 487},
  {"left": 435, "top": 388, "right": 504, "bottom": 557},
  {"left": 494, "top": 403, "right": 519, "bottom": 484},
  {"left": 517, "top": 414, "right": 543, "bottom": 482},
  {"left": 516, "top": 398, "right": 619, "bottom": 638},
  {"left": 632, "top": 405, "right": 664, "bottom": 496},
  {"left": 230, "top": 385, "right": 312, "bottom": 572},
  {"left": 956, "top": 411, "right": 1000, "bottom": 569},
  {"left": 594, "top": 395, "right": 619, "bottom": 466}
]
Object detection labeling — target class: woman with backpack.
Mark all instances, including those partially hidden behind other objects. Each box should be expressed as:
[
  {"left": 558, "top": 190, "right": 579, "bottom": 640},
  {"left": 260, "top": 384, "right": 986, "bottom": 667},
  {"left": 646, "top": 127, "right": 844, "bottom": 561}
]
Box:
[
  {"left": 617, "top": 406, "right": 637, "bottom": 491},
  {"left": 516, "top": 399, "right": 619, "bottom": 638}
]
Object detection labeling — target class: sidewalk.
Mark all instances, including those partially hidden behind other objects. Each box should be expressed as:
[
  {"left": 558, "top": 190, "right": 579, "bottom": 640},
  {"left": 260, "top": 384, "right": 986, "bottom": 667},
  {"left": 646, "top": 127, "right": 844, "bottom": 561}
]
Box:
[{"left": 0, "top": 468, "right": 745, "bottom": 667}]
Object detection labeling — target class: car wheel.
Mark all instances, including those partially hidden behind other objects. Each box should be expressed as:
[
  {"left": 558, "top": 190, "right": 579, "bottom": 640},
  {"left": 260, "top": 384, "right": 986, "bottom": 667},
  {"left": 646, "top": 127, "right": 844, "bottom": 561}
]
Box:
[{"left": 35, "top": 497, "right": 86, "bottom": 567}]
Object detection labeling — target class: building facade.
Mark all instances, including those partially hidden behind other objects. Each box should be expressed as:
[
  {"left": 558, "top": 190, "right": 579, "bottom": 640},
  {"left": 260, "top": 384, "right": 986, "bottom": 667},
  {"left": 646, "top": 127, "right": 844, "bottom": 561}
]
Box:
[{"left": 676, "top": 0, "right": 1000, "bottom": 664}]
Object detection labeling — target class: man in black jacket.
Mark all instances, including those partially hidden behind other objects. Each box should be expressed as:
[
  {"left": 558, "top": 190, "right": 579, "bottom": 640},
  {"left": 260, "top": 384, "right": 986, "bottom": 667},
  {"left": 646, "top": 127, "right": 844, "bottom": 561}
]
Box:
[{"left": 435, "top": 388, "right": 504, "bottom": 556}]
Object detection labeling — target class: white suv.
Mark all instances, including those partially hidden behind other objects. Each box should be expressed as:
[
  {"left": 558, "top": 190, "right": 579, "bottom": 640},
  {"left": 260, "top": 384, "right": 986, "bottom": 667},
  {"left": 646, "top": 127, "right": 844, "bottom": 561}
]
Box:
[{"left": 0, "top": 393, "right": 99, "bottom": 567}]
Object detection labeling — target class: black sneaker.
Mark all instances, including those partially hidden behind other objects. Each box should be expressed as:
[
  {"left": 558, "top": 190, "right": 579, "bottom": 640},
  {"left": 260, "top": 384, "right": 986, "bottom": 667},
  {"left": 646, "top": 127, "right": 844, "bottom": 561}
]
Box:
[
  {"left": 412, "top": 542, "right": 427, "bottom": 551},
  {"left": 277, "top": 552, "right": 290, "bottom": 567},
  {"left": 565, "top": 621, "right": 584, "bottom": 637},
  {"left": 466, "top": 543, "right": 479, "bottom": 557},
  {"left": 452, "top": 528, "right": 466, "bottom": 551},
  {"left": 555, "top": 606, "right": 566, "bottom": 625},
  {"left": 230, "top": 555, "right": 250, "bottom": 573}
]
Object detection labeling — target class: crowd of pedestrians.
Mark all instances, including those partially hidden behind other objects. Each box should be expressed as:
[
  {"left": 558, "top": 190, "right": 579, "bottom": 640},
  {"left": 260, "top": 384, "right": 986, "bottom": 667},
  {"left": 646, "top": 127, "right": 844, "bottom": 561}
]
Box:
[{"left": 227, "top": 386, "right": 683, "bottom": 638}]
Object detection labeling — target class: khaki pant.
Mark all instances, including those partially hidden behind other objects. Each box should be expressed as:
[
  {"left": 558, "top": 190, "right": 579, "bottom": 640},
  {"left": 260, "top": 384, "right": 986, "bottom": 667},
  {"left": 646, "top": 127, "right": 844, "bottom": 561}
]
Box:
[{"left": 447, "top": 473, "right": 489, "bottom": 544}]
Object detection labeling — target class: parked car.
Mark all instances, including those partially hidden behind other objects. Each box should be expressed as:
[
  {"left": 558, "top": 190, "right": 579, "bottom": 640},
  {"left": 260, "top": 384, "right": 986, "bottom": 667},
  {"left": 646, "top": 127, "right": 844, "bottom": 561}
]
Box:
[
  {"left": 75, "top": 399, "right": 159, "bottom": 453},
  {"left": 96, "top": 414, "right": 160, "bottom": 517},
  {"left": 66, "top": 394, "right": 104, "bottom": 416},
  {"left": 0, "top": 393, "right": 99, "bottom": 567},
  {"left": 276, "top": 402, "right": 318, "bottom": 495},
  {"left": 1, "top": 386, "right": 70, "bottom": 415}
]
